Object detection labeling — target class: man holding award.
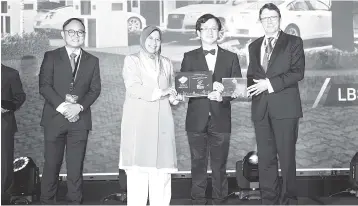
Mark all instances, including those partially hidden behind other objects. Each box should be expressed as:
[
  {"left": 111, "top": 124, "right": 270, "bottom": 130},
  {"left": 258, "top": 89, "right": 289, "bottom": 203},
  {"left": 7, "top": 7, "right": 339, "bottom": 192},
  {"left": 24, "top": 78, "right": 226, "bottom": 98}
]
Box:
[
  {"left": 180, "top": 14, "right": 242, "bottom": 205},
  {"left": 246, "top": 3, "right": 305, "bottom": 205},
  {"left": 39, "top": 18, "right": 101, "bottom": 204}
]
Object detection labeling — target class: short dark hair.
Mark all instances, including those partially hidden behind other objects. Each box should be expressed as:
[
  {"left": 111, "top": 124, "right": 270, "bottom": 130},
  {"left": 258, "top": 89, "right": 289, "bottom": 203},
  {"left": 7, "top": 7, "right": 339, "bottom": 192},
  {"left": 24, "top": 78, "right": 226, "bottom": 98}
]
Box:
[
  {"left": 195, "top": 14, "right": 222, "bottom": 32},
  {"left": 62, "top": 18, "right": 85, "bottom": 30},
  {"left": 259, "top": 3, "right": 281, "bottom": 19}
]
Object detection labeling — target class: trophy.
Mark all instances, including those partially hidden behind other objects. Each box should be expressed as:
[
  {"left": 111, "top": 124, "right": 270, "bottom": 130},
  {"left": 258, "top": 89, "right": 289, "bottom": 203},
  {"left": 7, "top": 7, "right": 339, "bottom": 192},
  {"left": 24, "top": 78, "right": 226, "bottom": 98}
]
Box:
[{"left": 222, "top": 77, "right": 250, "bottom": 101}]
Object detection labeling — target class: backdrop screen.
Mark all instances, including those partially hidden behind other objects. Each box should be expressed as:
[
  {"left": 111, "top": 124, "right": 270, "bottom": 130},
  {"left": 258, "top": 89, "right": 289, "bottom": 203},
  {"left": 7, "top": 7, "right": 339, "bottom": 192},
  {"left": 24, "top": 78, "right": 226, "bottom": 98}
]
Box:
[{"left": 1, "top": 0, "right": 357, "bottom": 174}]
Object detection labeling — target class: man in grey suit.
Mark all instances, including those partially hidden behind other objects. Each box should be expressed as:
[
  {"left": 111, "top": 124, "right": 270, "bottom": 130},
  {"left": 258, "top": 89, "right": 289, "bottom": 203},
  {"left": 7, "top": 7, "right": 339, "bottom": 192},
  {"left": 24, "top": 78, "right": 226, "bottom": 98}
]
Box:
[
  {"left": 246, "top": 3, "right": 305, "bottom": 205},
  {"left": 39, "top": 18, "right": 101, "bottom": 204},
  {"left": 1, "top": 64, "right": 26, "bottom": 204}
]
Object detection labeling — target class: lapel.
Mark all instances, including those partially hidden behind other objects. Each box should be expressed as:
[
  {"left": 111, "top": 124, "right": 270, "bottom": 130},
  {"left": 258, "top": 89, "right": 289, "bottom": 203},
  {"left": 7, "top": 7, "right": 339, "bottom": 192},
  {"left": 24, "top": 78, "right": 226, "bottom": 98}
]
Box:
[
  {"left": 196, "top": 47, "right": 209, "bottom": 71},
  {"left": 1, "top": 64, "right": 9, "bottom": 89},
  {"left": 74, "top": 48, "right": 89, "bottom": 85},
  {"left": 59, "top": 46, "right": 89, "bottom": 86},
  {"left": 59, "top": 46, "right": 73, "bottom": 78},
  {"left": 267, "top": 31, "right": 285, "bottom": 69},
  {"left": 253, "top": 37, "right": 264, "bottom": 72}
]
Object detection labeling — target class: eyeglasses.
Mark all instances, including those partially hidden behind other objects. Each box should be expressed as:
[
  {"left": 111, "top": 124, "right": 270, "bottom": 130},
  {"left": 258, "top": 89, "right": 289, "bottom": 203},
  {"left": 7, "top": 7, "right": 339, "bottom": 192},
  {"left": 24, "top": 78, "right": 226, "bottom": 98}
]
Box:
[
  {"left": 200, "top": 28, "right": 219, "bottom": 32},
  {"left": 64, "top": 29, "right": 86, "bottom": 37},
  {"left": 260, "top": 16, "right": 279, "bottom": 22}
]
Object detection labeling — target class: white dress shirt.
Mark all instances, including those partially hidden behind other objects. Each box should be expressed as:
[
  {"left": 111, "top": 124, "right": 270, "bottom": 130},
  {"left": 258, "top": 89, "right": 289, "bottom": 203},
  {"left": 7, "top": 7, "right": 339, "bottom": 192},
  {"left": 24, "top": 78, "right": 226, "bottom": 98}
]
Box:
[
  {"left": 65, "top": 46, "right": 82, "bottom": 64},
  {"left": 204, "top": 46, "right": 218, "bottom": 72}
]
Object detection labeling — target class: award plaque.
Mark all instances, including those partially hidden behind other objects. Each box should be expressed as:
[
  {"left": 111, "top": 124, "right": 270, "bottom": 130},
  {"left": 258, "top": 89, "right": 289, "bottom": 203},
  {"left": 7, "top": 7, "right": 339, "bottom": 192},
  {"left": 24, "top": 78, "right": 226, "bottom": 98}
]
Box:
[
  {"left": 175, "top": 71, "right": 212, "bottom": 97},
  {"left": 222, "top": 77, "right": 249, "bottom": 100}
]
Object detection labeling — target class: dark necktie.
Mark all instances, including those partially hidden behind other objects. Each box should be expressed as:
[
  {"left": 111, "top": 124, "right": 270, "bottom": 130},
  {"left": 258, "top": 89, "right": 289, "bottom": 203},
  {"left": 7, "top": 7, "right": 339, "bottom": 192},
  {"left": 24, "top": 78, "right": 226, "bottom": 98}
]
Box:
[
  {"left": 203, "top": 49, "right": 216, "bottom": 56},
  {"left": 265, "top": 37, "right": 274, "bottom": 54},
  {"left": 262, "top": 37, "right": 274, "bottom": 72}
]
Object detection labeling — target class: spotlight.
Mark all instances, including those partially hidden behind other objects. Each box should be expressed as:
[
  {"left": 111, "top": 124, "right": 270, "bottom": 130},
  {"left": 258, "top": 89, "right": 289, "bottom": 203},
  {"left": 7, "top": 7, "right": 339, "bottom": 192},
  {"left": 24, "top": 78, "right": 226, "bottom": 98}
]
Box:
[
  {"left": 9, "top": 157, "right": 40, "bottom": 205},
  {"left": 101, "top": 169, "right": 127, "bottom": 203},
  {"left": 243, "top": 151, "right": 259, "bottom": 182},
  {"left": 235, "top": 151, "right": 260, "bottom": 200}
]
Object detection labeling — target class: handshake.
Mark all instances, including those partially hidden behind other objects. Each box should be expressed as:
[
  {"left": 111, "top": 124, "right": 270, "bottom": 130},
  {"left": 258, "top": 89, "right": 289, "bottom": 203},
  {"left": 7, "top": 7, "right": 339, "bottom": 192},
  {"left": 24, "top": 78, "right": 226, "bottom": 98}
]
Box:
[{"left": 58, "top": 94, "right": 83, "bottom": 123}]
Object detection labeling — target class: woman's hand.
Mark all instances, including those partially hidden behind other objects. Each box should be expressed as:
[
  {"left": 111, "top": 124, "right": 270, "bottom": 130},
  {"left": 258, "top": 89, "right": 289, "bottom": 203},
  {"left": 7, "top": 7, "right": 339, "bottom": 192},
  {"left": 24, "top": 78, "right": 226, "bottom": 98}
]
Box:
[
  {"left": 175, "top": 94, "right": 185, "bottom": 101},
  {"left": 161, "top": 88, "right": 177, "bottom": 97}
]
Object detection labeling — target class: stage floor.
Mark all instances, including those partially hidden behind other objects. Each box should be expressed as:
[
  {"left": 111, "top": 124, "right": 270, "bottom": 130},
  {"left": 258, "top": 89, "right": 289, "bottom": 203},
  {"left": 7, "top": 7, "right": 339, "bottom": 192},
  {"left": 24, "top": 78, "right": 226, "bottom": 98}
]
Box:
[{"left": 20, "top": 176, "right": 358, "bottom": 205}]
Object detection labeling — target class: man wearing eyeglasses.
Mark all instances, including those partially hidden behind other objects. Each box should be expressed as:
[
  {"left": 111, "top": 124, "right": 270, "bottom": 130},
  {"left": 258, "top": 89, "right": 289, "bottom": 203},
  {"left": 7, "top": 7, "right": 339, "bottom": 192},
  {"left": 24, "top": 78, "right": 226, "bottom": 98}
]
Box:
[
  {"left": 39, "top": 18, "right": 101, "bottom": 204},
  {"left": 246, "top": 3, "right": 305, "bottom": 205},
  {"left": 180, "top": 14, "right": 242, "bottom": 205}
]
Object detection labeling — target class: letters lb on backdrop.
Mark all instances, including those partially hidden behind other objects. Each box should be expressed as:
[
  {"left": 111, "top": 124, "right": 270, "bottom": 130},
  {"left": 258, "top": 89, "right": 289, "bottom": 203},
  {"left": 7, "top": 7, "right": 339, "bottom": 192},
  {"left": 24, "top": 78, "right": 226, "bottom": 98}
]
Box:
[{"left": 324, "top": 84, "right": 358, "bottom": 106}]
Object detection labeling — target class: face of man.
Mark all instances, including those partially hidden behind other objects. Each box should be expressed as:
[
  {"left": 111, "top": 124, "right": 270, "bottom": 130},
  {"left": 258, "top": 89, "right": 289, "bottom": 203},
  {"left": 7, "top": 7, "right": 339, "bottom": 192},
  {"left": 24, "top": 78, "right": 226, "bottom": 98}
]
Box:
[
  {"left": 260, "top": 8, "right": 281, "bottom": 35},
  {"left": 197, "top": 18, "right": 219, "bottom": 45},
  {"left": 145, "top": 31, "right": 161, "bottom": 54},
  {"left": 61, "top": 20, "right": 85, "bottom": 48}
]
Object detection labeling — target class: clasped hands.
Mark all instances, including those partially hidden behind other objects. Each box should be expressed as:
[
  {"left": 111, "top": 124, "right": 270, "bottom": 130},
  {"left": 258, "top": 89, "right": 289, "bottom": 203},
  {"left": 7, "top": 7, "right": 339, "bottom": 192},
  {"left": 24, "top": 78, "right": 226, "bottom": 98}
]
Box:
[{"left": 62, "top": 103, "right": 82, "bottom": 122}]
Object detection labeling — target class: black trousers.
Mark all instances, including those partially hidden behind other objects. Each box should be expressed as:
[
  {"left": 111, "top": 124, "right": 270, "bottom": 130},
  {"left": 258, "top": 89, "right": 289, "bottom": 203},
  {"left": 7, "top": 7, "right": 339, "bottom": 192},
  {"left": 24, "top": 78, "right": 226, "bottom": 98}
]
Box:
[
  {"left": 187, "top": 116, "right": 230, "bottom": 205},
  {"left": 1, "top": 125, "right": 14, "bottom": 203},
  {"left": 254, "top": 111, "right": 299, "bottom": 205},
  {"left": 40, "top": 126, "right": 88, "bottom": 205}
]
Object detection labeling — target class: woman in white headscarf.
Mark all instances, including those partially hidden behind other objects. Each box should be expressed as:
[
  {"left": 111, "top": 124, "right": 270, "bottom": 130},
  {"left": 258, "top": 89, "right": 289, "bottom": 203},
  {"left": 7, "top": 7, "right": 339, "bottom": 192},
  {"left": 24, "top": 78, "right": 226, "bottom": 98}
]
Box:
[{"left": 119, "top": 26, "right": 180, "bottom": 206}]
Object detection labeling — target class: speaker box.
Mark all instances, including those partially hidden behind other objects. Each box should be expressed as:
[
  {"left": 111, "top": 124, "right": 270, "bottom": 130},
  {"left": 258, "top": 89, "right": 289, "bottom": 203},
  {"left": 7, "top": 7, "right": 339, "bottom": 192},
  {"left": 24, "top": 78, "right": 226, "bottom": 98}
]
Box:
[{"left": 349, "top": 152, "right": 358, "bottom": 189}]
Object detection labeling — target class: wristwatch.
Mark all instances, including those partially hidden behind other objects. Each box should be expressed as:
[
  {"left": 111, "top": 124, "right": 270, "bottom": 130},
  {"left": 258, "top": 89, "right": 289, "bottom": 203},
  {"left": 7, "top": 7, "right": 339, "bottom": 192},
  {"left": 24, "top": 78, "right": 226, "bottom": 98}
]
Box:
[{"left": 79, "top": 104, "right": 84, "bottom": 112}]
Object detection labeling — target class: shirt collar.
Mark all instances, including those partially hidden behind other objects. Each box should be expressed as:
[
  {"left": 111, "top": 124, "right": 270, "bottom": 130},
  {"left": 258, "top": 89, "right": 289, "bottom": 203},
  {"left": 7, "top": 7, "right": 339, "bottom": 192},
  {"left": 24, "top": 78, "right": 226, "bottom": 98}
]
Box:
[
  {"left": 264, "top": 30, "right": 281, "bottom": 45},
  {"left": 203, "top": 45, "right": 218, "bottom": 52},
  {"left": 202, "top": 45, "right": 218, "bottom": 55},
  {"left": 65, "top": 46, "right": 81, "bottom": 58}
]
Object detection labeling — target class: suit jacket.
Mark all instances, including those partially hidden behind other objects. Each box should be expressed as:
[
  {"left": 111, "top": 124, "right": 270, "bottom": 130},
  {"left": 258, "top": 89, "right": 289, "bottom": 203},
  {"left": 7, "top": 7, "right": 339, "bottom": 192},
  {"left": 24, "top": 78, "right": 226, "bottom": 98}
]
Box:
[
  {"left": 247, "top": 31, "right": 305, "bottom": 121},
  {"left": 1, "top": 64, "right": 26, "bottom": 134},
  {"left": 181, "top": 46, "right": 242, "bottom": 133},
  {"left": 39, "top": 47, "right": 101, "bottom": 132}
]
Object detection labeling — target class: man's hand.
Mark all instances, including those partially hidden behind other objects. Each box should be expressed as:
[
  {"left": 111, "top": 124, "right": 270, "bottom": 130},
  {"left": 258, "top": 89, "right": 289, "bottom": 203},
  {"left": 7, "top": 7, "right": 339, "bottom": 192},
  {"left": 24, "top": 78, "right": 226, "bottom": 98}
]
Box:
[
  {"left": 68, "top": 115, "right": 79, "bottom": 123},
  {"left": 208, "top": 91, "right": 223, "bottom": 102},
  {"left": 63, "top": 104, "right": 82, "bottom": 119},
  {"left": 247, "top": 79, "right": 268, "bottom": 97},
  {"left": 1, "top": 107, "right": 10, "bottom": 113},
  {"left": 213, "top": 82, "right": 224, "bottom": 93}
]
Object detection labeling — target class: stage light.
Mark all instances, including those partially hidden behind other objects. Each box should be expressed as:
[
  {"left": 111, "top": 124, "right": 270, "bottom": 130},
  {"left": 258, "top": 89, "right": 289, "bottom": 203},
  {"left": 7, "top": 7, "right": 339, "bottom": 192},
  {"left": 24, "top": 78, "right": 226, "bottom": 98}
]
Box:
[
  {"left": 235, "top": 151, "right": 260, "bottom": 200},
  {"left": 9, "top": 157, "right": 40, "bottom": 205},
  {"left": 101, "top": 169, "right": 127, "bottom": 203},
  {"left": 242, "top": 151, "right": 259, "bottom": 182}
]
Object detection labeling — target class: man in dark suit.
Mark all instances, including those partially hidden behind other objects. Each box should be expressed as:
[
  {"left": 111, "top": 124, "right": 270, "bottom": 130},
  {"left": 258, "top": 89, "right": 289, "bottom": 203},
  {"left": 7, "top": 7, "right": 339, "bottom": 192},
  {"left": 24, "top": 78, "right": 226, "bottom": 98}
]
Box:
[
  {"left": 39, "top": 18, "right": 101, "bottom": 204},
  {"left": 1, "top": 64, "right": 26, "bottom": 204},
  {"left": 180, "top": 14, "right": 242, "bottom": 205},
  {"left": 246, "top": 3, "right": 305, "bottom": 205}
]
